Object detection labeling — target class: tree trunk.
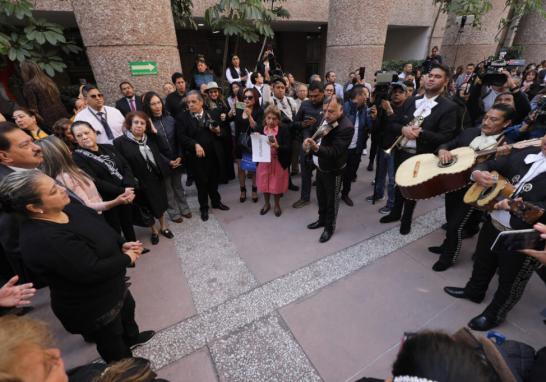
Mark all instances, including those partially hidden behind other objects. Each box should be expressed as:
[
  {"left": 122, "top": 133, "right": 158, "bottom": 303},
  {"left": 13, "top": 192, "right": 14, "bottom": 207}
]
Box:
[
  {"left": 222, "top": 35, "right": 229, "bottom": 80},
  {"left": 234, "top": 36, "right": 240, "bottom": 55},
  {"left": 426, "top": 4, "right": 442, "bottom": 58},
  {"left": 255, "top": 37, "right": 267, "bottom": 72}
]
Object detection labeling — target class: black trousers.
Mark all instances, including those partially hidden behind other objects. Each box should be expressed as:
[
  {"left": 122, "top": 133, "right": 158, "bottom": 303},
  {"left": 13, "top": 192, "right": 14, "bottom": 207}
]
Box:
[
  {"left": 438, "top": 187, "right": 481, "bottom": 265},
  {"left": 103, "top": 204, "right": 136, "bottom": 242},
  {"left": 341, "top": 148, "right": 361, "bottom": 196},
  {"left": 391, "top": 150, "right": 416, "bottom": 220},
  {"left": 316, "top": 169, "right": 342, "bottom": 231},
  {"left": 84, "top": 291, "right": 140, "bottom": 363},
  {"left": 194, "top": 168, "right": 221, "bottom": 211},
  {"left": 464, "top": 219, "right": 539, "bottom": 322}
]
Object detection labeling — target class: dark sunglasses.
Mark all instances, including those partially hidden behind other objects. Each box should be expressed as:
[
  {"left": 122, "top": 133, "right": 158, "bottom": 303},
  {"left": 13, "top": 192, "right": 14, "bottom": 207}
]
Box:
[
  {"left": 243, "top": 96, "right": 254, "bottom": 100},
  {"left": 89, "top": 93, "right": 104, "bottom": 99}
]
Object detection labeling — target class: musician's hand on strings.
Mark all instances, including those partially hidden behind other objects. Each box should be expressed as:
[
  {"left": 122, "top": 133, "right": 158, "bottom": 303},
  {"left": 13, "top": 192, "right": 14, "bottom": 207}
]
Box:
[
  {"left": 496, "top": 142, "right": 511, "bottom": 157},
  {"left": 493, "top": 198, "right": 512, "bottom": 211},
  {"left": 472, "top": 170, "right": 495, "bottom": 187},
  {"left": 438, "top": 149, "right": 453, "bottom": 165},
  {"left": 303, "top": 138, "right": 319, "bottom": 152},
  {"left": 195, "top": 144, "right": 205, "bottom": 158}
]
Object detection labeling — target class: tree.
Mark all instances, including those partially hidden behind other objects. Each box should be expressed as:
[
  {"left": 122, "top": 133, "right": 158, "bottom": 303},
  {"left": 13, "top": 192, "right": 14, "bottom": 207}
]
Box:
[
  {"left": 204, "top": 0, "right": 289, "bottom": 79},
  {"left": 0, "top": 0, "right": 82, "bottom": 76}
]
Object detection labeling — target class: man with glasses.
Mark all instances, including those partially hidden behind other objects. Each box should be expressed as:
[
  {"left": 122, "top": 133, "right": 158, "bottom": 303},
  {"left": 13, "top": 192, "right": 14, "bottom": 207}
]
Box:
[{"left": 74, "top": 85, "right": 124, "bottom": 144}]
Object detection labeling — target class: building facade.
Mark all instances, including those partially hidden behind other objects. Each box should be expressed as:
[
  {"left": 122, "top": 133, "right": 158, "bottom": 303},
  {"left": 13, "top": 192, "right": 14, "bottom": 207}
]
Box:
[{"left": 30, "top": 0, "right": 545, "bottom": 104}]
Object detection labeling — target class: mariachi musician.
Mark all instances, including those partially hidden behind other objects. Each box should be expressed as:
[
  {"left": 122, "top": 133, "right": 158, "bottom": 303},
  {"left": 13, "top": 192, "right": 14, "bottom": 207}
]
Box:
[
  {"left": 444, "top": 134, "right": 546, "bottom": 331},
  {"left": 428, "top": 103, "right": 516, "bottom": 271},
  {"left": 380, "top": 64, "right": 458, "bottom": 234}
]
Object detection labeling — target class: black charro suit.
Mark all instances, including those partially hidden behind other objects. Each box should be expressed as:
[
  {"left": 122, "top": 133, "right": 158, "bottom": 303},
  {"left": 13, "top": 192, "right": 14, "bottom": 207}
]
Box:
[
  {"left": 463, "top": 146, "right": 545, "bottom": 323},
  {"left": 115, "top": 96, "right": 143, "bottom": 117},
  {"left": 311, "top": 115, "right": 354, "bottom": 232}
]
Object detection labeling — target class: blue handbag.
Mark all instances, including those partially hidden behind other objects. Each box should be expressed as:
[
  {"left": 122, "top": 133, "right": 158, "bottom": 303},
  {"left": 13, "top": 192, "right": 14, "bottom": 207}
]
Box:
[{"left": 240, "top": 152, "right": 256, "bottom": 172}]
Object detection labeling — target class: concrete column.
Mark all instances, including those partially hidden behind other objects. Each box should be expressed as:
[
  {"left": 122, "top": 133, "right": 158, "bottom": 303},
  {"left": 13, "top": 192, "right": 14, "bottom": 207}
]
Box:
[
  {"left": 440, "top": 0, "right": 510, "bottom": 68},
  {"left": 512, "top": 3, "right": 546, "bottom": 65},
  {"left": 72, "top": 0, "right": 182, "bottom": 105},
  {"left": 325, "top": 0, "right": 393, "bottom": 83}
]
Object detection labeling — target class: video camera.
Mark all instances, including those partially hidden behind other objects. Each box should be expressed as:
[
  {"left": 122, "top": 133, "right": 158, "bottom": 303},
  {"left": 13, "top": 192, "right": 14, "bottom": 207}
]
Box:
[
  {"left": 479, "top": 50, "right": 526, "bottom": 87},
  {"left": 526, "top": 94, "right": 546, "bottom": 127},
  {"left": 374, "top": 71, "right": 398, "bottom": 103}
]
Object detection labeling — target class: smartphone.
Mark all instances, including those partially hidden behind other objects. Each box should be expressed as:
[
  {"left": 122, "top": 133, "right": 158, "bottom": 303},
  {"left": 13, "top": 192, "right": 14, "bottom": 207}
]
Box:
[
  {"left": 268, "top": 135, "right": 275, "bottom": 143},
  {"left": 236, "top": 101, "right": 246, "bottom": 110},
  {"left": 490, "top": 228, "right": 545, "bottom": 252},
  {"left": 359, "top": 66, "right": 366, "bottom": 80}
]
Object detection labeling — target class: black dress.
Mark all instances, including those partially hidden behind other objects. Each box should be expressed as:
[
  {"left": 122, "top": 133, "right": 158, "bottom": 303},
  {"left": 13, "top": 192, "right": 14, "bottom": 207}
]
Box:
[
  {"left": 20, "top": 202, "right": 131, "bottom": 334},
  {"left": 234, "top": 107, "right": 264, "bottom": 159},
  {"left": 73, "top": 144, "right": 138, "bottom": 240},
  {"left": 206, "top": 99, "right": 235, "bottom": 182},
  {"left": 113, "top": 133, "right": 170, "bottom": 218}
]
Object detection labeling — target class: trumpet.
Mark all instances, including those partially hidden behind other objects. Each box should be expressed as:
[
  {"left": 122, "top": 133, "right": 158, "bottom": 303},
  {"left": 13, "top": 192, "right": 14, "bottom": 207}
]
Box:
[{"left": 384, "top": 115, "right": 425, "bottom": 155}]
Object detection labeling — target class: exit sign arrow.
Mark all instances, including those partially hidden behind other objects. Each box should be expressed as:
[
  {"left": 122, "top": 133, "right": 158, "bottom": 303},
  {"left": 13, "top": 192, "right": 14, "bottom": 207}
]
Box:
[{"left": 129, "top": 61, "right": 158, "bottom": 76}]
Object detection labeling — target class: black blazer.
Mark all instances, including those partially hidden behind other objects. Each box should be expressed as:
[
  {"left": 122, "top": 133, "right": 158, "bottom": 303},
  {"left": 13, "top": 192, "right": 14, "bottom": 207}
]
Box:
[
  {"left": 258, "top": 124, "right": 291, "bottom": 169},
  {"left": 113, "top": 133, "right": 171, "bottom": 180},
  {"left": 402, "top": 95, "right": 459, "bottom": 154},
  {"left": 73, "top": 144, "right": 138, "bottom": 200},
  {"left": 476, "top": 147, "right": 546, "bottom": 229},
  {"left": 115, "top": 96, "right": 143, "bottom": 117},
  {"left": 312, "top": 115, "right": 354, "bottom": 172}
]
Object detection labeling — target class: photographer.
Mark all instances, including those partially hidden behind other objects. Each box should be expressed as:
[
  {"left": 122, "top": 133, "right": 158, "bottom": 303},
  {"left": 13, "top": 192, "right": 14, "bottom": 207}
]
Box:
[
  {"left": 467, "top": 68, "right": 531, "bottom": 126},
  {"left": 495, "top": 91, "right": 546, "bottom": 142},
  {"left": 370, "top": 82, "right": 412, "bottom": 214}
]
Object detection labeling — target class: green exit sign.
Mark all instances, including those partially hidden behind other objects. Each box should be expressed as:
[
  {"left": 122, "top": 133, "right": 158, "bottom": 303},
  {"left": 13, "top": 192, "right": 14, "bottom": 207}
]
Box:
[{"left": 129, "top": 61, "right": 158, "bottom": 76}]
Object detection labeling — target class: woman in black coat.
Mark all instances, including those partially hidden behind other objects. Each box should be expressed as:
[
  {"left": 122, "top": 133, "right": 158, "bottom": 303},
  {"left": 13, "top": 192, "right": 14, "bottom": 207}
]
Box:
[
  {"left": 0, "top": 170, "right": 154, "bottom": 363},
  {"left": 113, "top": 111, "right": 174, "bottom": 245},
  {"left": 71, "top": 121, "right": 138, "bottom": 242}
]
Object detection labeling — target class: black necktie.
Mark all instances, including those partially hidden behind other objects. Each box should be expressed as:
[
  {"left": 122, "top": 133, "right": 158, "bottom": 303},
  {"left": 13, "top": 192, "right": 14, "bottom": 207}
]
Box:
[{"left": 96, "top": 112, "right": 114, "bottom": 140}]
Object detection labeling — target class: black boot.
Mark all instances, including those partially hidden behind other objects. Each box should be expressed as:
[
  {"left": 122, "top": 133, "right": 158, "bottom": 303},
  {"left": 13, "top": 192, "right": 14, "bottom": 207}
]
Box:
[{"left": 399, "top": 200, "right": 416, "bottom": 235}]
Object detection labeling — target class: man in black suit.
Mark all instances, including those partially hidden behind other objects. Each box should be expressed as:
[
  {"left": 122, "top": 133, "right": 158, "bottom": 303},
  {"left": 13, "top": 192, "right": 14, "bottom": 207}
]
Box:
[
  {"left": 0, "top": 122, "right": 43, "bottom": 284},
  {"left": 444, "top": 134, "right": 546, "bottom": 331},
  {"left": 115, "top": 81, "right": 143, "bottom": 117},
  {"left": 303, "top": 95, "right": 354, "bottom": 243},
  {"left": 380, "top": 64, "right": 459, "bottom": 235},
  {"left": 429, "top": 104, "right": 515, "bottom": 272},
  {"left": 175, "top": 91, "right": 229, "bottom": 221}
]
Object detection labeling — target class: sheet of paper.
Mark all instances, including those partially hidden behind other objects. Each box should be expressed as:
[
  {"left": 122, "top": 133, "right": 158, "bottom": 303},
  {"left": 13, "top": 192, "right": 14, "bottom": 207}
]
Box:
[{"left": 251, "top": 134, "right": 271, "bottom": 163}]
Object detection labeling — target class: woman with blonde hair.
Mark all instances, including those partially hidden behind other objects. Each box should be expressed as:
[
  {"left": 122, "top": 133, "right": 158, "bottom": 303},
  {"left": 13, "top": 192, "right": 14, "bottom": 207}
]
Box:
[
  {"left": 20, "top": 60, "right": 68, "bottom": 129},
  {"left": 37, "top": 136, "right": 134, "bottom": 212}
]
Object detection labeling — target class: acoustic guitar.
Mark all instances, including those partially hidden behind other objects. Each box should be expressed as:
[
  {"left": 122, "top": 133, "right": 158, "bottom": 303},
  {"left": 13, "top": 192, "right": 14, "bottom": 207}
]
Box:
[{"left": 395, "top": 138, "right": 541, "bottom": 200}]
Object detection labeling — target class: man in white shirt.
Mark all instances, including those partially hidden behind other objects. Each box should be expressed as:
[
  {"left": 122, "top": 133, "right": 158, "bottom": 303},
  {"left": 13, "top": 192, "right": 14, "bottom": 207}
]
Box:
[
  {"left": 74, "top": 85, "right": 125, "bottom": 144},
  {"left": 325, "top": 71, "right": 345, "bottom": 99},
  {"left": 250, "top": 72, "right": 272, "bottom": 107}
]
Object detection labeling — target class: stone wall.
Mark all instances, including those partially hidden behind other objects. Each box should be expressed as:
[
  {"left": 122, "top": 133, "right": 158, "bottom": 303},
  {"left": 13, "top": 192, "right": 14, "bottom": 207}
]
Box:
[{"left": 512, "top": 4, "right": 546, "bottom": 65}]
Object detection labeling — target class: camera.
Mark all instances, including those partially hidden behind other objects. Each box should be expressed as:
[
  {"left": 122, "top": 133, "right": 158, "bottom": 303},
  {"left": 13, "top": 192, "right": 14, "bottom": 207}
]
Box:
[
  {"left": 526, "top": 95, "right": 546, "bottom": 127},
  {"left": 374, "top": 71, "right": 398, "bottom": 103},
  {"left": 479, "top": 50, "right": 526, "bottom": 87}
]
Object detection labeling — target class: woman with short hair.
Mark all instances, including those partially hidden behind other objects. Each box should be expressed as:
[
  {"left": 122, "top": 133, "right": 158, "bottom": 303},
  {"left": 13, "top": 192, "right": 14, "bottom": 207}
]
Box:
[
  {"left": 12, "top": 107, "right": 48, "bottom": 140},
  {"left": 114, "top": 111, "right": 173, "bottom": 245}
]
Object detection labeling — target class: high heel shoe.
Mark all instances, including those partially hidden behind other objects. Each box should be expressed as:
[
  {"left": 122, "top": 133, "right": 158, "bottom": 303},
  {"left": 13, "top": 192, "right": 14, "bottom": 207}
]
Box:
[
  {"left": 252, "top": 186, "right": 258, "bottom": 203},
  {"left": 240, "top": 187, "right": 247, "bottom": 203}
]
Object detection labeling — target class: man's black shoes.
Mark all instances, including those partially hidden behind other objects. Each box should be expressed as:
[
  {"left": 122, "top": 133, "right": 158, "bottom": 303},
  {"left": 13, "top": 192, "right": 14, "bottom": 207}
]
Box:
[
  {"left": 468, "top": 314, "right": 499, "bottom": 331},
  {"left": 127, "top": 330, "right": 156, "bottom": 349},
  {"left": 319, "top": 229, "right": 333, "bottom": 243},
  {"left": 307, "top": 220, "right": 324, "bottom": 229},
  {"left": 212, "top": 203, "right": 230, "bottom": 211},
  {"left": 443, "top": 287, "right": 483, "bottom": 303},
  {"left": 341, "top": 194, "right": 354, "bottom": 206},
  {"left": 200, "top": 210, "right": 209, "bottom": 221}
]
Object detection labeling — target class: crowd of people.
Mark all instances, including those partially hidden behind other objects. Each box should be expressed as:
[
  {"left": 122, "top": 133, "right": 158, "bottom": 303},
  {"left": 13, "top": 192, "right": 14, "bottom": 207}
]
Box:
[{"left": 0, "top": 45, "right": 545, "bottom": 381}]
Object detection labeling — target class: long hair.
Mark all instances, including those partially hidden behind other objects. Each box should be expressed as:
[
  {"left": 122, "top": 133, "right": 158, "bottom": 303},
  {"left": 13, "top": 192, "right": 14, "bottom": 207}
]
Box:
[
  {"left": 93, "top": 358, "right": 157, "bottom": 382},
  {"left": 142, "top": 91, "right": 165, "bottom": 119},
  {"left": 36, "top": 136, "right": 93, "bottom": 188},
  {"left": 20, "top": 61, "right": 60, "bottom": 100}
]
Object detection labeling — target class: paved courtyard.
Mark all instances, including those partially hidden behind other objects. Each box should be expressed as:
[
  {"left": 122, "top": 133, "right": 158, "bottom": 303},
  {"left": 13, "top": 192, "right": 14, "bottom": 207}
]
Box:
[{"left": 29, "top": 155, "right": 546, "bottom": 382}]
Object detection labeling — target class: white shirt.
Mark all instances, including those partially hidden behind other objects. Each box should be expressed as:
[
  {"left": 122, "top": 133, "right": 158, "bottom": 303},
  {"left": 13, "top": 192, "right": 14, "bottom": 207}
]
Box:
[
  {"left": 398, "top": 72, "right": 416, "bottom": 87},
  {"left": 349, "top": 110, "right": 360, "bottom": 149},
  {"left": 312, "top": 138, "right": 321, "bottom": 168},
  {"left": 226, "top": 67, "right": 253, "bottom": 88},
  {"left": 491, "top": 152, "right": 546, "bottom": 228},
  {"left": 255, "top": 84, "right": 272, "bottom": 106},
  {"left": 74, "top": 106, "right": 125, "bottom": 144},
  {"left": 403, "top": 94, "right": 439, "bottom": 148},
  {"left": 482, "top": 87, "right": 501, "bottom": 112},
  {"left": 469, "top": 133, "right": 503, "bottom": 151}
]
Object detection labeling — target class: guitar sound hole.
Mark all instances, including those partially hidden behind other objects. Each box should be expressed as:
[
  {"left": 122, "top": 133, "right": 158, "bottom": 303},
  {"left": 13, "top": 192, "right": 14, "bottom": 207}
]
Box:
[{"left": 437, "top": 155, "right": 458, "bottom": 168}]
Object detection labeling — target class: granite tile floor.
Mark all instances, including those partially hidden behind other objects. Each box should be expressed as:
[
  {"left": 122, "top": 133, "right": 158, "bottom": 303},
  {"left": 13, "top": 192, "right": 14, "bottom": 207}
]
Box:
[{"left": 26, "top": 157, "right": 546, "bottom": 382}]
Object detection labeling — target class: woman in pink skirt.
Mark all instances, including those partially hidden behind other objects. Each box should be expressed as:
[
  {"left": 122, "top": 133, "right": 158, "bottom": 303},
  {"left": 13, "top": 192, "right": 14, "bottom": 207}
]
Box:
[{"left": 256, "top": 105, "right": 291, "bottom": 216}]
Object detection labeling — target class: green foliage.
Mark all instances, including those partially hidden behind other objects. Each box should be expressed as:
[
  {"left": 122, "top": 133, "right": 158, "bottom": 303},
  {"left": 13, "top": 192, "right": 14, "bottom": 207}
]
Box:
[
  {"left": 204, "top": 0, "right": 290, "bottom": 43},
  {"left": 0, "top": 0, "right": 82, "bottom": 76},
  {"left": 171, "top": 0, "right": 198, "bottom": 29},
  {"left": 434, "top": 0, "right": 546, "bottom": 29},
  {"left": 382, "top": 59, "right": 424, "bottom": 73}
]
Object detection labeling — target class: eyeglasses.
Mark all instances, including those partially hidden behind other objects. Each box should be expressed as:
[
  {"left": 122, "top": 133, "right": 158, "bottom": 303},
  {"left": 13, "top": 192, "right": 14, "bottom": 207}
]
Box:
[
  {"left": 243, "top": 96, "right": 254, "bottom": 100},
  {"left": 89, "top": 93, "right": 104, "bottom": 99}
]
